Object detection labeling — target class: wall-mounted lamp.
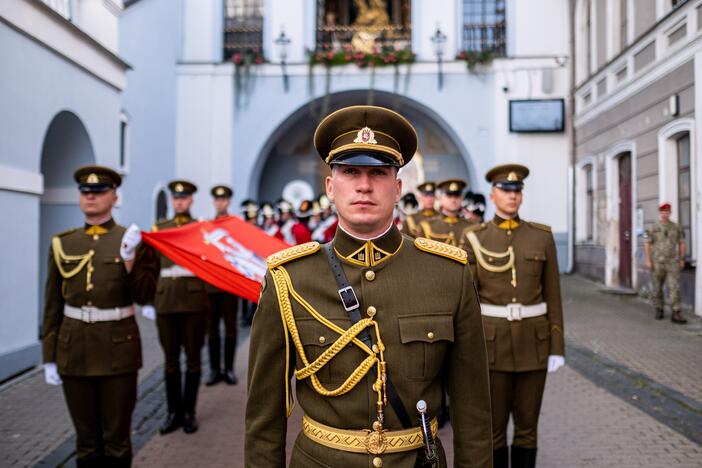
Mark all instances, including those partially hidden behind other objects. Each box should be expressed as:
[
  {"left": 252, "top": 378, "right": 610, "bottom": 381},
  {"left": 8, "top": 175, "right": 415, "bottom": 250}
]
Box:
[
  {"left": 274, "top": 27, "right": 292, "bottom": 92},
  {"left": 430, "top": 25, "right": 447, "bottom": 91}
]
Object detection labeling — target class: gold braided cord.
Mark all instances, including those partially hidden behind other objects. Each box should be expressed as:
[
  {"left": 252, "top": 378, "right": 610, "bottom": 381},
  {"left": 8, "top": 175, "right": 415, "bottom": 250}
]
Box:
[
  {"left": 272, "top": 271, "right": 295, "bottom": 417},
  {"left": 465, "top": 231, "right": 514, "bottom": 273},
  {"left": 271, "top": 267, "right": 380, "bottom": 398},
  {"left": 51, "top": 237, "right": 94, "bottom": 279},
  {"left": 420, "top": 221, "right": 455, "bottom": 246}
]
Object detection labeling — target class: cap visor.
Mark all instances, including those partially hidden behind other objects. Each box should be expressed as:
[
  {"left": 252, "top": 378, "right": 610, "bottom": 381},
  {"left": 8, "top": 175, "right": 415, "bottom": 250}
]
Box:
[
  {"left": 331, "top": 152, "right": 398, "bottom": 167},
  {"left": 494, "top": 182, "right": 524, "bottom": 192},
  {"left": 79, "top": 184, "right": 111, "bottom": 193}
]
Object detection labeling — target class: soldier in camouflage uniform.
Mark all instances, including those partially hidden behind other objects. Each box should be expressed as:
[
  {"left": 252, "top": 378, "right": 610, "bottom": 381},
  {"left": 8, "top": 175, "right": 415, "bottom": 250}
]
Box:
[{"left": 644, "top": 203, "right": 687, "bottom": 324}]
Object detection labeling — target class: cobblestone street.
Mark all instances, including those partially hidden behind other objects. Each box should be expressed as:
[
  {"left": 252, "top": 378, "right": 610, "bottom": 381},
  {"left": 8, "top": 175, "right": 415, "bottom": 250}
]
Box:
[{"left": 1, "top": 275, "right": 700, "bottom": 467}]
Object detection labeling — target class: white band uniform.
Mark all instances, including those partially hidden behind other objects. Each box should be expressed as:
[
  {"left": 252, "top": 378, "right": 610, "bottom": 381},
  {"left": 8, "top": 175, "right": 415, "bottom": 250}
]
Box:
[
  {"left": 159, "top": 265, "right": 195, "bottom": 278},
  {"left": 64, "top": 305, "right": 135, "bottom": 323},
  {"left": 480, "top": 302, "right": 547, "bottom": 321}
]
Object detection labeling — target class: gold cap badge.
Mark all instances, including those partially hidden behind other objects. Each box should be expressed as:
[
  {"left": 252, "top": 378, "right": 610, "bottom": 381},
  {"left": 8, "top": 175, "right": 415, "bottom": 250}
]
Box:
[
  {"left": 507, "top": 171, "right": 518, "bottom": 182},
  {"left": 353, "top": 127, "right": 378, "bottom": 145},
  {"left": 449, "top": 182, "right": 458, "bottom": 191},
  {"left": 216, "top": 187, "right": 224, "bottom": 196},
  {"left": 175, "top": 183, "right": 184, "bottom": 192},
  {"left": 87, "top": 173, "right": 99, "bottom": 184}
]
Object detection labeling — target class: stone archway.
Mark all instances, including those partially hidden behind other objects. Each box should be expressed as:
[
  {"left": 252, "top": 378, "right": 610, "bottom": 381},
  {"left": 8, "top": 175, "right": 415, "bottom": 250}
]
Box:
[
  {"left": 38, "top": 111, "right": 96, "bottom": 315},
  {"left": 253, "top": 90, "right": 473, "bottom": 205}
]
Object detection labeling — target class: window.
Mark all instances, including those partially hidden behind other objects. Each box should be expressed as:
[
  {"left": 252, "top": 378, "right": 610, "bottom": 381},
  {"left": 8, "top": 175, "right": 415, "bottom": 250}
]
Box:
[
  {"left": 462, "top": 0, "right": 506, "bottom": 55},
  {"left": 582, "top": 91, "right": 592, "bottom": 106},
  {"left": 615, "top": 65, "right": 628, "bottom": 83},
  {"left": 156, "top": 189, "right": 168, "bottom": 222},
  {"left": 119, "top": 111, "right": 129, "bottom": 173},
  {"left": 585, "top": 164, "right": 594, "bottom": 241},
  {"left": 619, "top": 0, "right": 628, "bottom": 50},
  {"left": 223, "top": 0, "right": 264, "bottom": 60},
  {"left": 677, "top": 133, "right": 692, "bottom": 262}
]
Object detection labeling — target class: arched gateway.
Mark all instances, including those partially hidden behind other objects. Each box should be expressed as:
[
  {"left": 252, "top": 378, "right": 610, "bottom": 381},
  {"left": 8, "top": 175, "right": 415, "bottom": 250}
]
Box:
[{"left": 251, "top": 91, "right": 475, "bottom": 204}]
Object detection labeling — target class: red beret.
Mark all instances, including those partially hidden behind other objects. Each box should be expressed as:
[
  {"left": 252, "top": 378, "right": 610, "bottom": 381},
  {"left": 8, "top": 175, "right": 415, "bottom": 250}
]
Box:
[{"left": 659, "top": 203, "right": 671, "bottom": 211}]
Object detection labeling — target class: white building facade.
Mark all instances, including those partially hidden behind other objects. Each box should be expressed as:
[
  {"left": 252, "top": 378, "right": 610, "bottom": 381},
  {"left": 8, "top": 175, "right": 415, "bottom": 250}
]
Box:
[
  {"left": 0, "top": 0, "right": 129, "bottom": 380},
  {"left": 571, "top": 0, "right": 701, "bottom": 315},
  {"left": 0, "top": 0, "right": 571, "bottom": 380}
]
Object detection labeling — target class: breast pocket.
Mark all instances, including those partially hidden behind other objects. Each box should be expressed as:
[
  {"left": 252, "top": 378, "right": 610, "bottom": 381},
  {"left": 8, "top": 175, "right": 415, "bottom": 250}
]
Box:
[
  {"left": 398, "top": 314, "right": 454, "bottom": 381},
  {"left": 295, "top": 318, "right": 334, "bottom": 384},
  {"left": 524, "top": 250, "right": 546, "bottom": 276}
]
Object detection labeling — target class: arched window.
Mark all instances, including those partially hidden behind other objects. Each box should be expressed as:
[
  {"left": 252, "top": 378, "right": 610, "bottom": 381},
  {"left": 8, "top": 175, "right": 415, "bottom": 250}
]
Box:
[
  {"left": 156, "top": 189, "right": 168, "bottom": 222},
  {"left": 676, "top": 132, "right": 692, "bottom": 262}
]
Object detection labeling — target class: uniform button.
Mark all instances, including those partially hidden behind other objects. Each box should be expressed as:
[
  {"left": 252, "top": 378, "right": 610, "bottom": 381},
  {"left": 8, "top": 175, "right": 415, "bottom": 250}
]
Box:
[
  {"left": 372, "top": 344, "right": 379, "bottom": 353},
  {"left": 318, "top": 336, "right": 326, "bottom": 344},
  {"left": 427, "top": 332, "right": 435, "bottom": 340},
  {"left": 86, "top": 301, "right": 93, "bottom": 306},
  {"left": 366, "top": 306, "right": 377, "bottom": 317},
  {"left": 488, "top": 257, "right": 493, "bottom": 263},
  {"left": 373, "top": 457, "right": 383, "bottom": 467},
  {"left": 365, "top": 270, "right": 376, "bottom": 281},
  {"left": 507, "top": 230, "right": 512, "bottom": 236},
  {"left": 512, "top": 297, "right": 517, "bottom": 303}
]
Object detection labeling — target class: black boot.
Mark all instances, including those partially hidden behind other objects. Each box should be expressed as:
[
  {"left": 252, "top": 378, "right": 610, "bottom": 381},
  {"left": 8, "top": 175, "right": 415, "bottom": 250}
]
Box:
[
  {"left": 671, "top": 310, "right": 688, "bottom": 324},
  {"left": 183, "top": 372, "right": 201, "bottom": 434},
  {"left": 159, "top": 371, "right": 183, "bottom": 435},
  {"left": 655, "top": 308, "right": 664, "bottom": 320},
  {"left": 511, "top": 446, "right": 537, "bottom": 468},
  {"left": 206, "top": 333, "right": 223, "bottom": 386},
  {"left": 224, "top": 337, "right": 238, "bottom": 385},
  {"left": 103, "top": 455, "right": 132, "bottom": 468},
  {"left": 493, "top": 446, "right": 508, "bottom": 468}
]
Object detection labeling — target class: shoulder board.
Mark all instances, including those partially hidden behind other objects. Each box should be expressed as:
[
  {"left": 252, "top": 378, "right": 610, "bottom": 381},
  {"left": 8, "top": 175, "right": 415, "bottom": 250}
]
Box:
[
  {"left": 414, "top": 238, "right": 467, "bottom": 265},
  {"left": 54, "top": 227, "right": 81, "bottom": 238},
  {"left": 464, "top": 222, "right": 487, "bottom": 233},
  {"left": 266, "top": 242, "right": 320, "bottom": 268},
  {"left": 527, "top": 221, "right": 551, "bottom": 232}
]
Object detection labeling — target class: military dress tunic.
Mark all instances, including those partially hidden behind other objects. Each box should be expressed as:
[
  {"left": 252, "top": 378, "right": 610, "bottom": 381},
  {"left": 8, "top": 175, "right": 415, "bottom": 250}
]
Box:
[
  {"left": 42, "top": 219, "right": 148, "bottom": 376},
  {"left": 401, "top": 208, "right": 438, "bottom": 238},
  {"left": 461, "top": 216, "right": 564, "bottom": 372},
  {"left": 419, "top": 215, "right": 475, "bottom": 248},
  {"left": 245, "top": 226, "right": 492, "bottom": 468}
]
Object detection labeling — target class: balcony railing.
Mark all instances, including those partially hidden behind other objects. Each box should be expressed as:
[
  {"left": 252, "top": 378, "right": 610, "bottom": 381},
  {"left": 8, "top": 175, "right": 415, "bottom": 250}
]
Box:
[
  {"left": 316, "top": 24, "right": 411, "bottom": 52},
  {"left": 462, "top": 22, "right": 506, "bottom": 56}
]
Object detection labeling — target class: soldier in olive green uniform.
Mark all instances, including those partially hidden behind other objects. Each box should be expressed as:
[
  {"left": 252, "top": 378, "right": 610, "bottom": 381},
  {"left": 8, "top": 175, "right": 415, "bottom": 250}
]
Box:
[
  {"left": 644, "top": 202, "right": 687, "bottom": 323},
  {"left": 245, "top": 106, "right": 492, "bottom": 468},
  {"left": 42, "top": 166, "right": 153, "bottom": 468},
  {"left": 401, "top": 181, "right": 438, "bottom": 237},
  {"left": 461, "top": 164, "right": 565, "bottom": 468},
  {"left": 147, "top": 180, "right": 210, "bottom": 434},
  {"left": 205, "top": 185, "right": 240, "bottom": 385},
  {"left": 419, "top": 179, "right": 476, "bottom": 247}
]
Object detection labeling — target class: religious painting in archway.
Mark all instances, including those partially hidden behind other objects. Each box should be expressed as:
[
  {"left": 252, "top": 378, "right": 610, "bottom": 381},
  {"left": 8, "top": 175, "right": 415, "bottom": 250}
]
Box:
[{"left": 316, "top": 0, "right": 411, "bottom": 52}]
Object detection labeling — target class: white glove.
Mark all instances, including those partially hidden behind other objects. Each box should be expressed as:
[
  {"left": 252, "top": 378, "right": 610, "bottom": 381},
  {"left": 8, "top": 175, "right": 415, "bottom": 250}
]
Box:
[
  {"left": 547, "top": 355, "right": 565, "bottom": 373},
  {"left": 141, "top": 305, "right": 156, "bottom": 321},
  {"left": 43, "top": 363, "right": 62, "bottom": 386},
  {"left": 120, "top": 224, "right": 142, "bottom": 261}
]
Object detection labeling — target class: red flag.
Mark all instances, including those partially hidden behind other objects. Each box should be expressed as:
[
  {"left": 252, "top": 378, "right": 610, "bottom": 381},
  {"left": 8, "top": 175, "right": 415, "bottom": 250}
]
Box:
[{"left": 142, "top": 216, "right": 290, "bottom": 303}]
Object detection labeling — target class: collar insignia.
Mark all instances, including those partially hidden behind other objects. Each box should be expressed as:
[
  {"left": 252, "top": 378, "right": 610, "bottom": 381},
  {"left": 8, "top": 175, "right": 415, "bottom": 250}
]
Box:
[{"left": 353, "top": 127, "right": 377, "bottom": 145}]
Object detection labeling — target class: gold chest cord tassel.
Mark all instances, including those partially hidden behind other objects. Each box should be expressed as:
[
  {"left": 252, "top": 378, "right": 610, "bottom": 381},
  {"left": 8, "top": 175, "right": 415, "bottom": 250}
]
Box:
[
  {"left": 51, "top": 236, "right": 95, "bottom": 291},
  {"left": 465, "top": 231, "right": 517, "bottom": 287},
  {"left": 271, "top": 266, "right": 389, "bottom": 428}
]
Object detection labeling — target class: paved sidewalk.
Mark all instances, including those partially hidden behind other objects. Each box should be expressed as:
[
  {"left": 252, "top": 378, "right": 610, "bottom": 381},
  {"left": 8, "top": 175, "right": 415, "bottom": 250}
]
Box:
[
  {"left": 2, "top": 275, "right": 701, "bottom": 466},
  {"left": 132, "top": 275, "right": 702, "bottom": 467},
  {"left": 0, "top": 312, "right": 162, "bottom": 467}
]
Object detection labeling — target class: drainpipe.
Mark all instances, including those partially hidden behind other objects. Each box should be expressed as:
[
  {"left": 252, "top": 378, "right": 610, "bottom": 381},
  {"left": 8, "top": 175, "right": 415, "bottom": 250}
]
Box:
[{"left": 566, "top": 0, "right": 577, "bottom": 274}]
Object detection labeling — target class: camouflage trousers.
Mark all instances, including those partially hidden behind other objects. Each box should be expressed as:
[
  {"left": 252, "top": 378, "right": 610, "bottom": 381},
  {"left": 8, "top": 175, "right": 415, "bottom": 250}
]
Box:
[{"left": 651, "top": 261, "right": 681, "bottom": 311}]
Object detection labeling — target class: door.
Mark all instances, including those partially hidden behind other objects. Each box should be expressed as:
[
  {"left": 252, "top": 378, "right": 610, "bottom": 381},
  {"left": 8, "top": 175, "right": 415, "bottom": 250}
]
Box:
[{"left": 618, "top": 153, "right": 632, "bottom": 288}]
